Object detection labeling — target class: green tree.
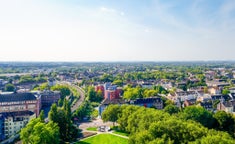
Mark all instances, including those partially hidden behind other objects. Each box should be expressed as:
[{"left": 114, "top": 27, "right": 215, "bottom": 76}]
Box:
[
  {"left": 19, "top": 75, "right": 35, "bottom": 84},
  {"left": 20, "top": 118, "right": 60, "bottom": 144},
  {"left": 86, "top": 86, "right": 103, "bottom": 102},
  {"left": 49, "top": 101, "right": 78, "bottom": 142},
  {"left": 49, "top": 103, "right": 58, "bottom": 122},
  {"left": 5, "top": 83, "right": 15, "bottom": 92},
  {"left": 213, "top": 111, "right": 235, "bottom": 136},
  {"left": 39, "top": 110, "right": 45, "bottom": 122},
  {"left": 222, "top": 89, "right": 230, "bottom": 95},
  {"left": 163, "top": 104, "right": 180, "bottom": 115},
  {"left": 112, "top": 79, "right": 123, "bottom": 87},
  {"left": 73, "top": 100, "right": 93, "bottom": 121},
  {"left": 51, "top": 84, "right": 71, "bottom": 99},
  {"left": 190, "top": 130, "right": 234, "bottom": 144},
  {"left": 102, "top": 105, "right": 121, "bottom": 126},
  {"left": 180, "top": 106, "right": 215, "bottom": 128}
]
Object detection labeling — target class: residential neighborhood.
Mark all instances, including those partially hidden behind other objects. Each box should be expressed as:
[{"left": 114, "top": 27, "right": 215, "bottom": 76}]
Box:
[{"left": 0, "top": 62, "right": 235, "bottom": 143}]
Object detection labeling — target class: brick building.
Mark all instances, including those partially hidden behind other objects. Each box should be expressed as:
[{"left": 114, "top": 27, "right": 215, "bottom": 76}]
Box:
[
  {"left": 40, "top": 90, "right": 61, "bottom": 106},
  {"left": 0, "top": 93, "right": 41, "bottom": 116}
]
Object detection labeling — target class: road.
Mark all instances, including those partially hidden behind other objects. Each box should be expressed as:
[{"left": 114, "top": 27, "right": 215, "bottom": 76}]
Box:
[
  {"left": 59, "top": 81, "right": 85, "bottom": 112},
  {"left": 71, "top": 84, "right": 85, "bottom": 112}
]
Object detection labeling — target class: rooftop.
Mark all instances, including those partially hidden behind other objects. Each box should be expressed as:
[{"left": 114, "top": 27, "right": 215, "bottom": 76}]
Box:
[{"left": 0, "top": 93, "right": 38, "bottom": 103}]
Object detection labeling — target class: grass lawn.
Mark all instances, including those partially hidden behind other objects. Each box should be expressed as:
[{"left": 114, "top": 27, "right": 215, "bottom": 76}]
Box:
[
  {"left": 86, "top": 127, "right": 97, "bottom": 131},
  {"left": 113, "top": 131, "right": 129, "bottom": 137},
  {"left": 77, "top": 134, "right": 128, "bottom": 144}
]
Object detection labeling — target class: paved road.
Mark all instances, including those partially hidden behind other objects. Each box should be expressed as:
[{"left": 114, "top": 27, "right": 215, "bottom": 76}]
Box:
[
  {"left": 59, "top": 81, "right": 85, "bottom": 112},
  {"left": 79, "top": 119, "right": 113, "bottom": 132},
  {"left": 71, "top": 84, "right": 85, "bottom": 112}
]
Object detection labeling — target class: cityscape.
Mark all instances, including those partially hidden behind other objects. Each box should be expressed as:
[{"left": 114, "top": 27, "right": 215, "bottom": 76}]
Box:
[
  {"left": 0, "top": 62, "right": 234, "bottom": 143},
  {"left": 1, "top": 0, "right": 235, "bottom": 144}
]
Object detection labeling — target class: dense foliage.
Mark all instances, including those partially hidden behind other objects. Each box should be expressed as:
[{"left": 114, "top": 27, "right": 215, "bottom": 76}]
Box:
[
  {"left": 123, "top": 85, "right": 168, "bottom": 100},
  {"left": 49, "top": 99, "right": 79, "bottom": 142},
  {"left": 4, "top": 83, "right": 15, "bottom": 92},
  {"left": 20, "top": 113, "right": 60, "bottom": 144},
  {"left": 73, "top": 100, "right": 93, "bottom": 121},
  {"left": 102, "top": 105, "right": 235, "bottom": 144},
  {"left": 51, "top": 84, "right": 71, "bottom": 99}
]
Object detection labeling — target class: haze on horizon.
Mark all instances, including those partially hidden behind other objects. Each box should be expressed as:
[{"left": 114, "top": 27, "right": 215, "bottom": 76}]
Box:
[{"left": 0, "top": 0, "right": 235, "bottom": 62}]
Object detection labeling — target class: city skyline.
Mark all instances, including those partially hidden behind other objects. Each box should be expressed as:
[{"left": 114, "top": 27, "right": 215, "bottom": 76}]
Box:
[{"left": 0, "top": 0, "right": 235, "bottom": 62}]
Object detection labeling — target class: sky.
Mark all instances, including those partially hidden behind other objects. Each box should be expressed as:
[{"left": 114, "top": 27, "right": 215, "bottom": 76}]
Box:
[{"left": 0, "top": 0, "right": 235, "bottom": 62}]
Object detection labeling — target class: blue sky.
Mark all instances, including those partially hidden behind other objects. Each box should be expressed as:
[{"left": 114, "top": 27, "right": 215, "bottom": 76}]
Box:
[{"left": 0, "top": 0, "right": 235, "bottom": 61}]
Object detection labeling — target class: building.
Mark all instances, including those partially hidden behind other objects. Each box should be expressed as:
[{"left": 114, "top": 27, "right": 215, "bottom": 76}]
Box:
[
  {"left": 0, "top": 115, "right": 4, "bottom": 141},
  {"left": 95, "top": 85, "right": 105, "bottom": 96},
  {"left": 208, "top": 87, "right": 221, "bottom": 95},
  {"left": 197, "top": 94, "right": 212, "bottom": 102},
  {"left": 217, "top": 100, "right": 235, "bottom": 114},
  {"left": 129, "top": 97, "right": 163, "bottom": 109},
  {"left": 198, "top": 101, "right": 213, "bottom": 111},
  {"left": 183, "top": 99, "right": 197, "bottom": 107},
  {"left": 104, "top": 89, "right": 121, "bottom": 100},
  {"left": 0, "top": 93, "right": 41, "bottom": 116},
  {"left": 175, "top": 91, "right": 199, "bottom": 102},
  {"left": 98, "top": 98, "right": 126, "bottom": 117},
  {"left": 48, "top": 78, "right": 56, "bottom": 87},
  {"left": 211, "top": 94, "right": 231, "bottom": 102},
  {"left": 95, "top": 83, "right": 121, "bottom": 100},
  {"left": 0, "top": 111, "right": 35, "bottom": 140},
  {"left": 40, "top": 90, "right": 61, "bottom": 106}
]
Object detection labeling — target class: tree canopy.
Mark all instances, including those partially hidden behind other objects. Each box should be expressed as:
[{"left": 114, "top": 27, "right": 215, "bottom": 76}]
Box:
[{"left": 20, "top": 118, "right": 60, "bottom": 144}]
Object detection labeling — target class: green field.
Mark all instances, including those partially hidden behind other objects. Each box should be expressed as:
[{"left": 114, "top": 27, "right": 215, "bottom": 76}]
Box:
[
  {"left": 113, "top": 131, "right": 129, "bottom": 137},
  {"left": 77, "top": 134, "right": 128, "bottom": 144}
]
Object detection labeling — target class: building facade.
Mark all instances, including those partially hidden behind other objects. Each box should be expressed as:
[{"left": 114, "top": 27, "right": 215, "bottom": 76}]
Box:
[
  {"left": 0, "top": 93, "right": 41, "bottom": 116},
  {"left": 95, "top": 83, "right": 121, "bottom": 100},
  {"left": 0, "top": 111, "right": 35, "bottom": 141},
  {"left": 40, "top": 90, "right": 60, "bottom": 106},
  {"left": 129, "top": 97, "right": 164, "bottom": 109}
]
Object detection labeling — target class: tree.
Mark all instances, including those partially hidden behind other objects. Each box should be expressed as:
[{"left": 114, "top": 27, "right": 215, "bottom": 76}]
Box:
[
  {"left": 129, "top": 118, "right": 207, "bottom": 144},
  {"left": 39, "top": 110, "right": 45, "bottom": 122},
  {"left": 100, "top": 74, "right": 114, "bottom": 82},
  {"left": 51, "top": 84, "right": 71, "bottom": 99},
  {"left": 87, "top": 86, "right": 102, "bottom": 102},
  {"left": 212, "top": 99, "right": 220, "bottom": 109},
  {"left": 102, "top": 105, "right": 121, "bottom": 126},
  {"left": 38, "top": 82, "right": 50, "bottom": 90},
  {"left": 191, "top": 130, "right": 234, "bottom": 144},
  {"left": 49, "top": 103, "right": 58, "bottom": 122},
  {"left": 20, "top": 118, "right": 60, "bottom": 144},
  {"left": 213, "top": 111, "right": 235, "bottom": 136},
  {"left": 49, "top": 101, "right": 79, "bottom": 142},
  {"left": 180, "top": 106, "right": 215, "bottom": 128},
  {"left": 5, "top": 83, "right": 15, "bottom": 92},
  {"left": 58, "top": 98, "right": 63, "bottom": 107},
  {"left": 163, "top": 104, "right": 180, "bottom": 115},
  {"left": 19, "top": 75, "right": 35, "bottom": 84},
  {"left": 73, "top": 100, "right": 93, "bottom": 121},
  {"left": 181, "top": 106, "right": 215, "bottom": 128},
  {"left": 222, "top": 89, "right": 230, "bottom": 95},
  {"left": 123, "top": 87, "right": 143, "bottom": 100},
  {"left": 112, "top": 79, "right": 123, "bottom": 87}
]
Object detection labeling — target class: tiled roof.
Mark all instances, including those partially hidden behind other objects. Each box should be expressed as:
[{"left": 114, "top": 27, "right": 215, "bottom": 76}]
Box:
[
  {"left": 0, "top": 93, "right": 37, "bottom": 102},
  {"left": 132, "top": 97, "right": 162, "bottom": 104},
  {"left": 101, "top": 98, "right": 126, "bottom": 105},
  {"left": 211, "top": 94, "right": 231, "bottom": 101}
]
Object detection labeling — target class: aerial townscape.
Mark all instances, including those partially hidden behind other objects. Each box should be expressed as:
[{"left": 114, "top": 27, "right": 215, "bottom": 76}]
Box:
[
  {"left": 0, "top": 62, "right": 234, "bottom": 143},
  {"left": 1, "top": 0, "right": 235, "bottom": 144}
]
